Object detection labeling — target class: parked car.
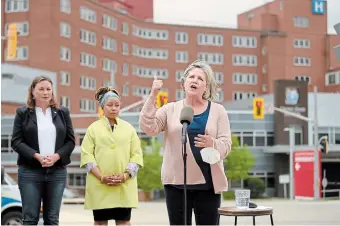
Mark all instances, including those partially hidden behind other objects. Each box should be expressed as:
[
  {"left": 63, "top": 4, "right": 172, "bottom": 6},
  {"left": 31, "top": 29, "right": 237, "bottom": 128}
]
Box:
[{"left": 1, "top": 167, "right": 22, "bottom": 225}]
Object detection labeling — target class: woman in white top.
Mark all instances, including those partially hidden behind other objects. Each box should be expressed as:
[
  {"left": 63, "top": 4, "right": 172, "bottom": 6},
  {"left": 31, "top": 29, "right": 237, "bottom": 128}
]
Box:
[{"left": 11, "top": 76, "right": 75, "bottom": 225}]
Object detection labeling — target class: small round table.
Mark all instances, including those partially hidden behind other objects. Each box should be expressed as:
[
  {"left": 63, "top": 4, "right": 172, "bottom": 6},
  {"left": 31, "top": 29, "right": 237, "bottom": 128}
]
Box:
[{"left": 217, "top": 206, "right": 274, "bottom": 225}]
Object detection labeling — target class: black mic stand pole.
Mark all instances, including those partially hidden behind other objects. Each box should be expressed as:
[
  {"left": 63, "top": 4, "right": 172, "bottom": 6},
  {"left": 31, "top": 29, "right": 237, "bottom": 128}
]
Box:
[{"left": 181, "top": 127, "right": 188, "bottom": 225}]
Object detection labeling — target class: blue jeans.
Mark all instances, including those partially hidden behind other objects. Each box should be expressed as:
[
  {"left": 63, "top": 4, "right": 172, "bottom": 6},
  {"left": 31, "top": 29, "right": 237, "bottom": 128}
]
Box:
[{"left": 18, "top": 165, "right": 67, "bottom": 225}]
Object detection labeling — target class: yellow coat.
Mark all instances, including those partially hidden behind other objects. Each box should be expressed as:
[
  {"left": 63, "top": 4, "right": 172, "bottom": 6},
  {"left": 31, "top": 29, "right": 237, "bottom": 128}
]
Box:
[{"left": 80, "top": 117, "right": 143, "bottom": 210}]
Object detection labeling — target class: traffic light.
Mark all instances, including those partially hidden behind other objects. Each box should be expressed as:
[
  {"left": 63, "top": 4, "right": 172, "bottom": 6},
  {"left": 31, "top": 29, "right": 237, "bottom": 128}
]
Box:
[
  {"left": 98, "top": 107, "right": 104, "bottom": 119},
  {"left": 320, "top": 138, "right": 328, "bottom": 154},
  {"left": 253, "top": 98, "right": 264, "bottom": 119},
  {"left": 7, "top": 23, "right": 17, "bottom": 60},
  {"left": 157, "top": 91, "right": 168, "bottom": 108}
]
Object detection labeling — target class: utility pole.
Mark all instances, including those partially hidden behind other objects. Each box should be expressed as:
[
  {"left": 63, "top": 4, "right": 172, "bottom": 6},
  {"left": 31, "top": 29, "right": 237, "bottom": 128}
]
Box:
[
  {"left": 313, "top": 86, "right": 320, "bottom": 200},
  {"left": 110, "top": 70, "right": 115, "bottom": 88}
]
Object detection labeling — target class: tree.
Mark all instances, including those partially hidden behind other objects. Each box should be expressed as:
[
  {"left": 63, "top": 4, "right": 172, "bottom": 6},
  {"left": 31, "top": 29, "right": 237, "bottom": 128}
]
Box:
[
  {"left": 137, "top": 137, "right": 163, "bottom": 192},
  {"left": 224, "top": 135, "right": 255, "bottom": 183}
]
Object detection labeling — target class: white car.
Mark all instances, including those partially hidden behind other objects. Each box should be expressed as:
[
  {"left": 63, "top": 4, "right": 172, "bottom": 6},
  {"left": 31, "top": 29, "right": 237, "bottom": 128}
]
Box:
[{"left": 1, "top": 167, "right": 22, "bottom": 225}]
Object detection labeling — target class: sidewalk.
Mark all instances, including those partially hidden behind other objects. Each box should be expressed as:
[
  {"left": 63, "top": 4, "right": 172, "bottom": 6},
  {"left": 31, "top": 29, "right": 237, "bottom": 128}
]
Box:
[{"left": 58, "top": 199, "right": 340, "bottom": 225}]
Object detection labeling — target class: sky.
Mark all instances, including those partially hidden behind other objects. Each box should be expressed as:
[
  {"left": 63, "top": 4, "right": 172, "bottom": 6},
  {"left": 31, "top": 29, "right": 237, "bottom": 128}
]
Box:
[{"left": 153, "top": 0, "right": 339, "bottom": 34}]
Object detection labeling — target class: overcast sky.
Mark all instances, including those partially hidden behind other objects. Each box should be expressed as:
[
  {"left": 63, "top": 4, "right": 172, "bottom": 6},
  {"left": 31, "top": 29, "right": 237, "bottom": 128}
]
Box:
[{"left": 154, "top": 0, "right": 339, "bottom": 34}]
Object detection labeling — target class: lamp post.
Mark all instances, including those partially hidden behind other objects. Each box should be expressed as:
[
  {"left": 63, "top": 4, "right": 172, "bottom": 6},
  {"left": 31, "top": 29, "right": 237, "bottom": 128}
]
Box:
[{"left": 334, "top": 23, "right": 340, "bottom": 61}]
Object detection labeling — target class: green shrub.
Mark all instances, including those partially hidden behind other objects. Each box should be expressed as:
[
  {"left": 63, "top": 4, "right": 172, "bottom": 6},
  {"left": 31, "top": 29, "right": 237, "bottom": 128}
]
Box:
[
  {"left": 246, "top": 177, "right": 265, "bottom": 198},
  {"left": 222, "top": 191, "right": 235, "bottom": 200}
]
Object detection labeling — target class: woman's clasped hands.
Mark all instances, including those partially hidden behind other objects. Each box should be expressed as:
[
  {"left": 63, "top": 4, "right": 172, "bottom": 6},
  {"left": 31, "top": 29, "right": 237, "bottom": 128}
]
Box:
[{"left": 101, "top": 173, "right": 129, "bottom": 186}]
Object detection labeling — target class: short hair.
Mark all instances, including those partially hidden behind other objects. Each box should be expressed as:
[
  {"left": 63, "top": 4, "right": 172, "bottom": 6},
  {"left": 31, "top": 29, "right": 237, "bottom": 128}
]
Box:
[
  {"left": 27, "top": 76, "right": 58, "bottom": 109},
  {"left": 181, "top": 60, "right": 219, "bottom": 101}
]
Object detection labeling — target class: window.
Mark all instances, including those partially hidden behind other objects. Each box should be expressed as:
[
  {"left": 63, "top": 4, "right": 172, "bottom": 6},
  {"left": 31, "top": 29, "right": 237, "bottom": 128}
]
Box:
[
  {"left": 242, "top": 132, "right": 254, "bottom": 146},
  {"left": 5, "top": 22, "right": 29, "bottom": 36},
  {"left": 60, "top": 46, "right": 71, "bottom": 62},
  {"left": 60, "top": 96, "right": 70, "bottom": 109},
  {"left": 60, "top": 22, "right": 71, "bottom": 38},
  {"left": 267, "top": 132, "right": 274, "bottom": 146},
  {"left": 214, "top": 72, "right": 224, "bottom": 84},
  {"left": 80, "top": 99, "right": 96, "bottom": 112},
  {"left": 294, "top": 16, "right": 309, "bottom": 28},
  {"left": 335, "top": 134, "right": 340, "bottom": 144},
  {"left": 60, "top": 0, "right": 70, "bottom": 14},
  {"left": 232, "top": 36, "right": 257, "bottom": 48},
  {"left": 295, "top": 76, "right": 311, "bottom": 84},
  {"left": 293, "top": 39, "right": 310, "bottom": 48},
  {"left": 132, "top": 65, "right": 168, "bottom": 79},
  {"left": 255, "top": 132, "right": 266, "bottom": 146},
  {"left": 176, "top": 90, "right": 185, "bottom": 100},
  {"left": 80, "top": 29, "right": 96, "bottom": 45},
  {"left": 122, "top": 43, "right": 129, "bottom": 55},
  {"left": 293, "top": 57, "right": 311, "bottom": 67},
  {"left": 5, "top": 0, "right": 29, "bottom": 13},
  {"left": 80, "top": 76, "right": 96, "bottom": 90},
  {"left": 215, "top": 89, "right": 224, "bottom": 102},
  {"left": 232, "top": 55, "right": 257, "bottom": 66},
  {"left": 176, "top": 51, "right": 188, "bottom": 63},
  {"left": 325, "top": 71, "right": 340, "bottom": 85},
  {"left": 122, "top": 84, "right": 129, "bottom": 96},
  {"left": 102, "top": 58, "right": 117, "bottom": 72},
  {"left": 233, "top": 73, "right": 257, "bottom": 85},
  {"left": 102, "top": 37, "right": 117, "bottom": 52},
  {"left": 176, "top": 32, "right": 188, "bottom": 44},
  {"left": 1, "top": 135, "right": 12, "bottom": 153},
  {"left": 176, "top": 70, "right": 184, "bottom": 82},
  {"left": 132, "top": 25, "right": 168, "bottom": 40},
  {"left": 197, "top": 34, "right": 223, "bottom": 46},
  {"left": 80, "top": 7, "right": 96, "bottom": 23},
  {"left": 6, "top": 46, "right": 28, "bottom": 61},
  {"left": 60, "top": 71, "right": 70, "bottom": 86},
  {"left": 233, "top": 92, "right": 256, "bottom": 101},
  {"left": 102, "top": 14, "right": 117, "bottom": 30},
  {"left": 122, "top": 23, "right": 129, "bottom": 35},
  {"left": 197, "top": 52, "right": 223, "bottom": 65},
  {"left": 68, "top": 173, "right": 86, "bottom": 188},
  {"left": 132, "top": 45, "right": 168, "bottom": 60},
  {"left": 80, "top": 52, "right": 96, "bottom": 68},
  {"left": 122, "top": 64, "right": 129, "bottom": 76},
  {"left": 133, "top": 86, "right": 151, "bottom": 97}
]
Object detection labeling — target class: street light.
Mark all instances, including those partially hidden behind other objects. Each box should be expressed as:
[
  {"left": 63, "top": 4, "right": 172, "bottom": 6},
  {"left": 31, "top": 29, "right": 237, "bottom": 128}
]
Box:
[
  {"left": 284, "top": 126, "right": 295, "bottom": 200},
  {"left": 334, "top": 23, "right": 340, "bottom": 61}
]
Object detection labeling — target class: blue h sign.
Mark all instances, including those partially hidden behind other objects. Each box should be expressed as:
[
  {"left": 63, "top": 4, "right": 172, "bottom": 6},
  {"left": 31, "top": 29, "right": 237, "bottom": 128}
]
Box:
[{"left": 312, "top": 0, "right": 325, "bottom": 15}]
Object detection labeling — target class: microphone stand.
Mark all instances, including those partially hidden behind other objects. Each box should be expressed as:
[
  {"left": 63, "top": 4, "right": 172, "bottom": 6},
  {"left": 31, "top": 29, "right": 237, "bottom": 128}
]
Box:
[{"left": 181, "top": 127, "right": 188, "bottom": 225}]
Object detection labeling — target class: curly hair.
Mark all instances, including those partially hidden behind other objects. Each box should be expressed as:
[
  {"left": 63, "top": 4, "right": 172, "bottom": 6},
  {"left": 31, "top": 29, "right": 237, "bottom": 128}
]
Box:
[
  {"left": 27, "top": 76, "right": 58, "bottom": 110},
  {"left": 94, "top": 86, "right": 121, "bottom": 104}
]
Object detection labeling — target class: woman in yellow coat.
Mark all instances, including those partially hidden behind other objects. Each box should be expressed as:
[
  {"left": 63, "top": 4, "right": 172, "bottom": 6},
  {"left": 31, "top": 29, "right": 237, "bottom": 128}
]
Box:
[{"left": 80, "top": 87, "right": 143, "bottom": 225}]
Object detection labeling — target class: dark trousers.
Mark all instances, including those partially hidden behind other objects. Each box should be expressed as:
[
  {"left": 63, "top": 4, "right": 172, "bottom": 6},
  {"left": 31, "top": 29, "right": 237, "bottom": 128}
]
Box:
[
  {"left": 164, "top": 185, "right": 221, "bottom": 225},
  {"left": 18, "top": 165, "right": 67, "bottom": 225}
]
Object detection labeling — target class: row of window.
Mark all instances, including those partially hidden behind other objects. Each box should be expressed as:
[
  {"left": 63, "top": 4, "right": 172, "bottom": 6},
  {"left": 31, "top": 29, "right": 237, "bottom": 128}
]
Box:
[{"left": 61, "top": 1, "right": 260, "bottom": 47}]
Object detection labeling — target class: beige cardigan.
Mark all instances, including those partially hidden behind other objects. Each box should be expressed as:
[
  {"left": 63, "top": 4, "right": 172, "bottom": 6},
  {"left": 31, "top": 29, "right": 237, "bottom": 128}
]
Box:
[{"left": 139, "top": 96, "right": 232, "bottom": 194}]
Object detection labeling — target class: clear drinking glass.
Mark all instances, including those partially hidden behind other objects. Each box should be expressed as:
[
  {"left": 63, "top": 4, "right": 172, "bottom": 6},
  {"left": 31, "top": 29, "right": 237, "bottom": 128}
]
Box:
[{"left": 235, "top": 189, "right": 251, "bottom": 209}]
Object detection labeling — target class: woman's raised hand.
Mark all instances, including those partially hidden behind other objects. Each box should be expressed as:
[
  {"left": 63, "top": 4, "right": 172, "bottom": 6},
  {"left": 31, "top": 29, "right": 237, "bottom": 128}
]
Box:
[{"left": 151, "top": 76, "right": 163, "bottom": 97}]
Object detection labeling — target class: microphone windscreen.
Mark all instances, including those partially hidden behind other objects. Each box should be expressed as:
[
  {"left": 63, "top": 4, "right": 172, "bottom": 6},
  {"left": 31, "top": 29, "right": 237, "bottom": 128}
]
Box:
[{"left": 180, "top": 106, "right": 194, "bottom": 125}]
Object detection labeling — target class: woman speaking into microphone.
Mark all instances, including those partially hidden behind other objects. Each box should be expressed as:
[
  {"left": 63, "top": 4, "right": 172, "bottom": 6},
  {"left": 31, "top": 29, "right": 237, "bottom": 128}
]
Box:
[{"left": 139, "top": 60, "right": 232, "bottom": 225}]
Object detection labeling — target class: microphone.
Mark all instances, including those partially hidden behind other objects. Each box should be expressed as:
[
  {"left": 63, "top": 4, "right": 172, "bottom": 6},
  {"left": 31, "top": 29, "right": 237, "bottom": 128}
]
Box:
[{"left": 180, "top": 106, "right": 194, "bottom": 144}]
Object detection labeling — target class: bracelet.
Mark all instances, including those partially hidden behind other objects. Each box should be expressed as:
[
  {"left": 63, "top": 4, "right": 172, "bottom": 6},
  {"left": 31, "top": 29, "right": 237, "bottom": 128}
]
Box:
[{"left": 100, "top": 175, "right": 104, "bottom": 183}]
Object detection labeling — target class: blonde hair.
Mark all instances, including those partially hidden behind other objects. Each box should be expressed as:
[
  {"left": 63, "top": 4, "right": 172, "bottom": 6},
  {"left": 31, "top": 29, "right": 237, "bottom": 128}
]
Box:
[
  {"left": 181, "top": 60, "right": 219, "bottom": 101},
  {"left": 27, "top": 76, "right": 58, "bottom": 109}
]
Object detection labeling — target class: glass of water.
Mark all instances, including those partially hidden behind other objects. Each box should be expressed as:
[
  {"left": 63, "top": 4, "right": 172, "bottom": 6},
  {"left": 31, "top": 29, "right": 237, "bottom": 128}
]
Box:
[{"left": 234, "top": 189, "right": 251, "bottom": 209}]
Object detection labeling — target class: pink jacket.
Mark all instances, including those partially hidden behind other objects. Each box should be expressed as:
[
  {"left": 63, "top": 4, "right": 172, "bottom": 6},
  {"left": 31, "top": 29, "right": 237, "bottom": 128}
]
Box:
[{"left": 139, "top": 96, "right": 232, "bottom": 194}]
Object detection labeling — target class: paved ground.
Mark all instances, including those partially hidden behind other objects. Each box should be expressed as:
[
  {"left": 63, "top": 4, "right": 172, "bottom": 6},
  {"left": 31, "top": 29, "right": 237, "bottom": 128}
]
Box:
[{"left": 58, "top": 199, "right": 340, "bottom": 225}]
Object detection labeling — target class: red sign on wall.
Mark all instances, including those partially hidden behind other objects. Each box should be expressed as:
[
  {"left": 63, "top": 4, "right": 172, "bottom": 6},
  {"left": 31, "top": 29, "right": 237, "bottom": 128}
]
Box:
[{"left": 294, "top": 150, "right": 321, "bottom": 199}]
